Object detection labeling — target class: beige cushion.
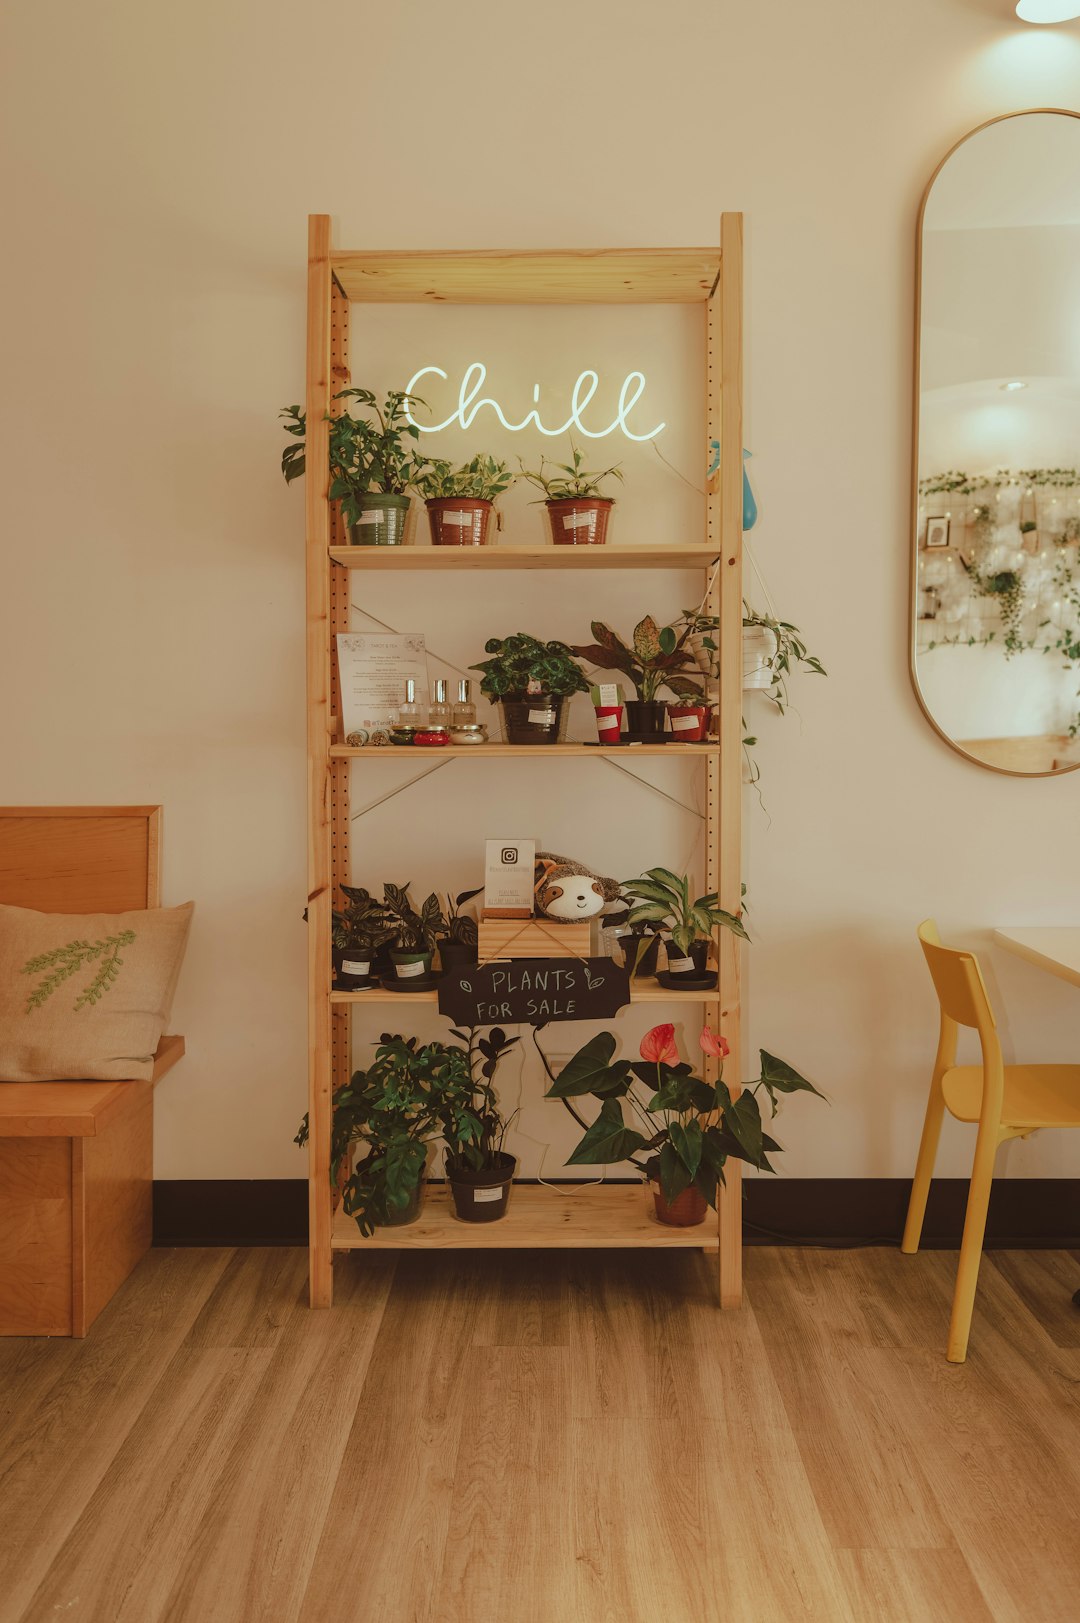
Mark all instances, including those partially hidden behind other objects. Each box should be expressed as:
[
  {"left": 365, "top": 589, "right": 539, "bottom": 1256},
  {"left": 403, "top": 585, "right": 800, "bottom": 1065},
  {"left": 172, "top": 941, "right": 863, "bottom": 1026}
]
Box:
[{"left": 0, "top": 901, "right": 193, "bottom": 1082}]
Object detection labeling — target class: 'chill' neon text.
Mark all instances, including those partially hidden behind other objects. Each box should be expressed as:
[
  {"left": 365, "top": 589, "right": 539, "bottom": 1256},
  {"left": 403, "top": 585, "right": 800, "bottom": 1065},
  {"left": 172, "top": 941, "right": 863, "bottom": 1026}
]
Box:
[{"left": 403, "top": 362, "right": 665, "bottom": 442}]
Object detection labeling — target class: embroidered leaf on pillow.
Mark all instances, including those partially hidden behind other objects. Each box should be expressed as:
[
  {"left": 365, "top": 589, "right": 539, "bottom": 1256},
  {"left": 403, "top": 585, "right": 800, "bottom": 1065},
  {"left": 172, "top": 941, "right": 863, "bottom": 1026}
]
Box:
[{"left": 21, "top": 931, "right": 137, "bottom": 1013}]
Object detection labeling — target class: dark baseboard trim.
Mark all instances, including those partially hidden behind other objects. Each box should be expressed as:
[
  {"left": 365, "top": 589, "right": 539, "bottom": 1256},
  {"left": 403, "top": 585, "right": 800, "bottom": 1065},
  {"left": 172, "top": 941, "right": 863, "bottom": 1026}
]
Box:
[{"left": 152, "top": 1177, "right": 1080, "bottom": 1249}]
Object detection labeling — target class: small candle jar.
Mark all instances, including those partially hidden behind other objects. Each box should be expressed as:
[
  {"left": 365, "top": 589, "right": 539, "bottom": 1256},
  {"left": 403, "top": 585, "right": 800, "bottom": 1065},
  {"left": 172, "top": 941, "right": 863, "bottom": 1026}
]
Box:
[
  {"left": 449, "top": 723, "right": 488, "bottom": 745},
  {"left": 414, "top": 727, "right": 451, "bottom": 747}
]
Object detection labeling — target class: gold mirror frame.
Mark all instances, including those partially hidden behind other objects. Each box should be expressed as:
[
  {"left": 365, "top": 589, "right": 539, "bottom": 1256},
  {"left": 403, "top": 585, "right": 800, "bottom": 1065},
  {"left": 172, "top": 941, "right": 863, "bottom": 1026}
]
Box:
[{"left": 910, "top": 107, "right": 1080, "bottom": 779}]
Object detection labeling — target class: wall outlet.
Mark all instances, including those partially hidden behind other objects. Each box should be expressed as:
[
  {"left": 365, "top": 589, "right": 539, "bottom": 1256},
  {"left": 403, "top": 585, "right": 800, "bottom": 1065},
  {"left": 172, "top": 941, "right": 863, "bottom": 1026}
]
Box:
[{"left": 541, "top": 1053, "right": 573, "bottom": 1097}]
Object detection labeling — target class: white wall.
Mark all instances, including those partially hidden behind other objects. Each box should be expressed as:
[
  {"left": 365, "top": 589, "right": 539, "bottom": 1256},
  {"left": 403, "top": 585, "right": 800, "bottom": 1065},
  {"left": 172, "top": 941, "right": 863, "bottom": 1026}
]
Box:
[{"left": 3, "top": 0, "right": 1079, "bottom": 1183}]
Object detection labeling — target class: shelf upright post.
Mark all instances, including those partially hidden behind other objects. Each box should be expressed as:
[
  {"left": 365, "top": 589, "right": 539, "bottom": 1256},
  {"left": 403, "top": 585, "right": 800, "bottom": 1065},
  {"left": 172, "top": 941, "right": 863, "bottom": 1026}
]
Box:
[
  {"left": 329, "top": 277, "right": 351, "bottom": 1108},
  {"left": 306, "top": 214, "right": 335, "bottom": 1307},
  {"left": 712, "top": 212, "right": 745, "bottom": 1308}
]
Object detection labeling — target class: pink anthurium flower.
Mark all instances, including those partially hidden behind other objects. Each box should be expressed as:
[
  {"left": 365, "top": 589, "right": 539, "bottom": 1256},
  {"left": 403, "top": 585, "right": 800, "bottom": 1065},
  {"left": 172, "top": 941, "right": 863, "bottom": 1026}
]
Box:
[
  {"left": 640, "top": 1023, "right": 678, "bottom": 1065},
  {"left": 700, "top": 1026, "right": 730, "bottom": 1059}
]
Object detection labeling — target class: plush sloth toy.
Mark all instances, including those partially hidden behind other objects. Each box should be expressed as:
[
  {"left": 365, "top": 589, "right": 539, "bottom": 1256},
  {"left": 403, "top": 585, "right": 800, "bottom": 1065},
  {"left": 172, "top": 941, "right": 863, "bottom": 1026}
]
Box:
[{"left": 533, "top": 851, "right": 623, "bottom": 922}]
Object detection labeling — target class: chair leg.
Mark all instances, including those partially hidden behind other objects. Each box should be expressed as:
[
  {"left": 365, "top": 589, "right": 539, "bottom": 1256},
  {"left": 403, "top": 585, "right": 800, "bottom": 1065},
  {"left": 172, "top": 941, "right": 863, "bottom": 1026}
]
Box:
[
  {"left": 901, "top": 1078, "right": 946, "bottom": 1254},
  {"left": 946, "top": 1124, "right": 1001, "bottom": 1364}
]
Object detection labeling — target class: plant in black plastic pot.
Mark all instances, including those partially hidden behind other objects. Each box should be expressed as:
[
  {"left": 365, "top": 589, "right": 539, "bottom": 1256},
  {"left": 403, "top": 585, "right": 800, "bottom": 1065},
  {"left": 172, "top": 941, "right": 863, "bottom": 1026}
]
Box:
[
  {"left": 380, "top": 882, "right": 447, "bottom": 984},
  {"left": 438, "top": 888, "right": 483, "bottom": 975},
  {"left": 440, "top": 1026, "right": 521, "bottom": 1222},
  {"left": 622, "top": 867, "right": 748, "bottom": 985},
  {"left": 332, "top": 885, "right": 396, "bottom": 989},
  {"left": 280, "top": 386, "right": 425, "bottom": 547},
  {"left": 571, "top": 616, "right": 705, "bottom": 741},
  {"left": 538, "top": 1023, "right": 822, "bottom": 1228},
  {"left": 471, "top": 632, "right": 590, "bottom": 745}
]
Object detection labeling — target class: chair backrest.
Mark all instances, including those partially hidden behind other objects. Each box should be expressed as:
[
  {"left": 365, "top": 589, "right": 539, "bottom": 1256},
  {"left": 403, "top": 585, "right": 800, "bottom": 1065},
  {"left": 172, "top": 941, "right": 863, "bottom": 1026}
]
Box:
[
  {"left": 917, "top": 918, "right": 997, "bottom": 1036},
  {"left": 0, "top": 806, "right": 160, "bottom": 913}
]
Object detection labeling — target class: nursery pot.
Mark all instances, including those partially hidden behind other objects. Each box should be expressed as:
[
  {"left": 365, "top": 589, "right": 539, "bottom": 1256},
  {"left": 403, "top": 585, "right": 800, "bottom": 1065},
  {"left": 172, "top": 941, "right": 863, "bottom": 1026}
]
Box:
[
  {"left": 667, "top": 703, "right": 711, "bottom": 742},
  {"left": 743, "top": 624, "right": 779, "bottom": 689},
  {"left": 438, "top": 938, "right": 478, "bottom": 975},
  {"left": 650, "top": 1181, "right": 708, "bottom": 1228},
  {"left": 499, "top": 692, "right": 568, "bottom": 745},
  {"left": 389, "top": 948, "right": 434, "bottom": 983},
  {"left": 426, "top": 497, "right": 494, "bottom": 548},
  {"left": 349, "top": 493, "right": 411, "bottom": 547},
  {"left": 446, "top": 1152, "right": 517, "bottom": 1223},
  {"left": 593, "top": 702, "right": 624, "bottom": 743},
  {"left": 377, "top": 1178, "right": 425, "bottom": 1228},
  {"left": 334, "top": 947, "right": 374, "bottom": 990},
  {"left": 664, "top": 939, "right": 712, "bottom": 980},
  {"left": 624, "top": 699, "right": 669, "bottom": 742},
  {"left": 688, "top": 630, "right": 719, "bottom": 681},
  {"left": 619, "top": 928, "right": 661, "bottom": 979},
  {"left": 545, "top": 497, "right": 613, "bottom": 546}
]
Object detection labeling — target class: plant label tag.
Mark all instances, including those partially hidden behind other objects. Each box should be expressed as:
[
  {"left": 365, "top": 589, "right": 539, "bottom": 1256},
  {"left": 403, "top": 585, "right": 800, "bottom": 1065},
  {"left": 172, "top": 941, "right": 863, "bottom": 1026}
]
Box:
[
  {"left": 484, "top": 838, "right": 536, "bottom": 918},
  {"left": 442, "top": 511, "right": 471, "bottom": 526},
  {"left": 473, "top": 1187, "right": 503, "bottom": 1203},
  {"left": 596, "top": 683, "right": 621, "bottom": 707},
  {"left": 671, "top": 714, "right": 699, "bottom": 732},
  {"left": 596, "top": 713, "right": 620, "bottom": 732},
  {"left": 526, "top": 678, "right": 543, "bottom": 695},
  {"left": 395, "top": 960, "right": 427, "bottom": 979},
  {"left": 563, "top": 513, "right": 594, "bottom": 530},
  {"left": 358, "top": 510, "right": 386, "bottom": 526},
  {"left": 668, "top": 955, "right": 695, "bottom": 973},
  {"left": 528, "top": 709, "right": 556, "bottom": 724},
  {"left": 342, "top": 960, "right": 370, "bottom": 976}
]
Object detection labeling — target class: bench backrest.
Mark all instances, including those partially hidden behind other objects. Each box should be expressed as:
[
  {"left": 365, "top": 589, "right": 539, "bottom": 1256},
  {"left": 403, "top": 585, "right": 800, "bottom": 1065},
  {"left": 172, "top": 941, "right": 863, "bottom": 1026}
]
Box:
[{"left": 0, "top": 806, "right": 160, "bottom": 913}]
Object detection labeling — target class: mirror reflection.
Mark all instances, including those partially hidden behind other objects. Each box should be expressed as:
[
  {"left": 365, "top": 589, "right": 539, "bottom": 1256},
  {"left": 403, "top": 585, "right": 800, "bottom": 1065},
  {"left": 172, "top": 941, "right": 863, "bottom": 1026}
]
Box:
[{"left": 913, "top": 111, "right": 1080, "bottom": 775}]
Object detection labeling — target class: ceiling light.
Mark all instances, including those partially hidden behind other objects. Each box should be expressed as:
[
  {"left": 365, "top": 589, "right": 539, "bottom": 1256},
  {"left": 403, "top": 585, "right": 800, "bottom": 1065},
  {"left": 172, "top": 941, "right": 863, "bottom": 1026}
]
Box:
[
  {"left": 1016, "top": 2, "right": 1080, "bottom": 22},
  {"left": 1000, "top": 380, "right": 1028, "bottom": 391}
]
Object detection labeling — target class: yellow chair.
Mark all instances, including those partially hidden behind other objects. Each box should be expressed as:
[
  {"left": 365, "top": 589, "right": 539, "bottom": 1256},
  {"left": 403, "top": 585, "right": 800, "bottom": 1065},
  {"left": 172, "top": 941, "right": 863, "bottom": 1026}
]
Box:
[{"left": 902, "top": 919, "right": 1080, "bottom": 1363}]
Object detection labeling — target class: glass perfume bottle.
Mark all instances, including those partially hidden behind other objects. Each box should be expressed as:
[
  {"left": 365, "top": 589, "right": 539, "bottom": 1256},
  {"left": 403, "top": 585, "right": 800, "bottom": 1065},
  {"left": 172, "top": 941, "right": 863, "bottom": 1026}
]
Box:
[
  {"left": 429, "top": 678, "right": 451, "bottom": 729},
  {"left": 452, "top": 678, "right": 476, "bottom": 727},
  {"left": 397, "top": 678, "right": 423, "bottom": 726}
]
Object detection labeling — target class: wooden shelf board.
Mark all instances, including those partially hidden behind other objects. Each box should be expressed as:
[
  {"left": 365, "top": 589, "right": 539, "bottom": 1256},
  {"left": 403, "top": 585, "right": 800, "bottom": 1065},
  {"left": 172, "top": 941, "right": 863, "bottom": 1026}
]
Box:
[
  {"left": 329, "top": 544, "right": 720, "bottom": 570},
  {"left": 331, "top": 1184, "right": 718, "bottom": 1249},
  {"left": 331, "top": 977, "right": 719, "bottom": 1007},
  {"left": 331, "top": 248, "right": 721, "bottom": 305},
  {"left": 330, "top": 742, "right": 718, "bottom": 759}
]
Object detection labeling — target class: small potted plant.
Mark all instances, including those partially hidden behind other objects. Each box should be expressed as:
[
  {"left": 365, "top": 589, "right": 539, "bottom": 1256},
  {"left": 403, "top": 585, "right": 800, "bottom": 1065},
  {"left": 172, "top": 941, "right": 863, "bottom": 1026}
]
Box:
[
  {"left": 438, "top": 888, "right": 483, "bottom": 975},
  {"left": 741, "top": 606, "right": 826, "bottom": 700},
  {"left": 541, "top": 1023, "right": 822, "bottom": 1227},
  {"left": 622, "top": 866, "right": 747, "bottom": 984},
  {"left": 471, "top": 632, "right": 590, "bottom": 745},
  {"left": 571, "top": 616, "right": 705, "bottom": 742},
  {"left": 280, "top": 386, "right": 424, "bottom": 547},
  {"left": 379, "top": 882, "right": 446, "bottom": 985},
  {"left": 331, "top": 884, "right": 395, "bottom": 990},
  {"left": 519, "top": 441, "right": 623, "bottom": 545},
  {"left": 441, "top": 1026, "right": 521, "bottom": 1222},
  {"left": 413, "top": 455, "right": 514, "bottom": 547}
]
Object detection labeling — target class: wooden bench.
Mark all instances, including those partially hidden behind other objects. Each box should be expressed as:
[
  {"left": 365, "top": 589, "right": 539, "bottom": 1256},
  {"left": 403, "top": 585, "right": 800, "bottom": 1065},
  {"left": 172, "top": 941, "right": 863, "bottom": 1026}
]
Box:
[{"left": 0, "top": 808, "right": 186, "bottom": 1336}]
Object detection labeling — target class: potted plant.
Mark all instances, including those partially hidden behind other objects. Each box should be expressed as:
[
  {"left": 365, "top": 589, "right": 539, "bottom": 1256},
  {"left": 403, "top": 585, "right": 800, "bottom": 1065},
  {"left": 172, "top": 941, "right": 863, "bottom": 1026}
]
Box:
[
  {"left": 379, "top": 882, "right": 447, "bottom": 984},
  {"left": 519, "top": 442, "right": 623, "bottom": 546},
  {"left": 541, "top": 1023, "right": 822, "bottom": 1227},
  {"left": 622, "top": 866, "right": 748, "bottom": 984},
  {"left": 413, "top": 455, "right": 514, "bottom": 547},
  {"left": 741, "top": 606, "right": 826, "bottom": 701},
  {"left": 280, "top": 386, "right": 424, "bottom": 547},
  {"left": 331, "top": 884, "right": 395, "bottom": 990},
  {"left": 570, "top": 616, "right": 705, "bottom": 742},
  {"left": 441, "top": 1026, "right": 521, "bottom": 1222},
  {"left": 438, "top": 887, "right": 484, "bottom": 975},
  {"left": 471, "top": 632, "right": 590, "bottom": 745}
]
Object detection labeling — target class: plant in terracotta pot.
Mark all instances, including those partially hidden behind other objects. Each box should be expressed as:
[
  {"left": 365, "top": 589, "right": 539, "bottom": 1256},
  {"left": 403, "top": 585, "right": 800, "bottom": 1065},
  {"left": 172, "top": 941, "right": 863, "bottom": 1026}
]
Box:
[
  {"left": 622, "top": 867, "right": 748, "bottom": 985},
  {"left": 280, "top": 386, "right": 425, "bottom": 547},
  {"left": 471, "top": 632, "right": 590, "bottom": 745},
  {"left": 331, "top": 884, "right": 396, "bottom": 989},
  {"left": 440, "top": 1026, "right": 521, "bottom": 1222},
  {"left": 539, "top": 1023, "right": 822, "bottom": 1227},
  {"left": 438, "top": 887, "right": 484, "bottom": 975},
  {"left": 413, "top": 455, "right": 514, "bottom": 547},
  {"left": 379, "top": 882, "right": 447, "bottom": 985},
  {"left": 519, "top": 441, "right": 623, "bottom": 546},
  {"left": 571, "top": 616, "right": 705, "bottom": 742}
]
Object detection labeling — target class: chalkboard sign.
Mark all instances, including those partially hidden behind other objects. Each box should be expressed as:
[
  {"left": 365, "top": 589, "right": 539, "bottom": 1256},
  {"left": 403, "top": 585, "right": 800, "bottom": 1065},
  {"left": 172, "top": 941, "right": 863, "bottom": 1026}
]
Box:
[{"left": 437, "top": 957, "right": 631, "bottom": 1026}]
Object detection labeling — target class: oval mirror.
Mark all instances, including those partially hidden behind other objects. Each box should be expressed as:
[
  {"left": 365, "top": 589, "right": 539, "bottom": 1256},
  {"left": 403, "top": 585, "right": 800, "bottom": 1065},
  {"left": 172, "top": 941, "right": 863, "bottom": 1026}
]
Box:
[{"left": 912, "top": 110, "right": 1080, "bottom": 776}]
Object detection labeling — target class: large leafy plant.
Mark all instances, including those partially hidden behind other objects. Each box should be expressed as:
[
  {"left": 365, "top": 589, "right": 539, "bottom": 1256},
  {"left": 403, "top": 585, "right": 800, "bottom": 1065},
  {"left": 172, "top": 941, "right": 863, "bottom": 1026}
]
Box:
[
  {"left": 471, "top": 633, "right": 590, "bottom": 700},
  {"left": 540, "top": 1022, "right": 822, "bottom": 1209},
  {"left": 380, "top": 882, "right": 446, "bottom": 952},
  {"left": 571, "top": 616, "right": 705, "bottom": 704},
  {"left": 519, "top": 442, "right": 623, "bottom": 501},
  {"left": 413, "top": 455, "right": 514, "bottom": 503},
  {"left": 622, "top": 867, "right": 747, "bottom": 956},
  {"left": 280, "top": 386, "right": 426, "bottom": 527}
]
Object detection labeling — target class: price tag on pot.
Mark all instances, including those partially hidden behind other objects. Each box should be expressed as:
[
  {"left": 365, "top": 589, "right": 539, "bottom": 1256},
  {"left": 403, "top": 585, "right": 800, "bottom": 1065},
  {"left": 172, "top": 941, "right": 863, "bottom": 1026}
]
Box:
[
  {"left": 473, "top": 1187, "right": 503, "bottom": 1203},
  {"left": 667, "top": 955, "right": 695, "bottom": 973},
  {"left": 671, "top": 714, "right": 699, "bottom": 732},
  {"left": 528, "top": 709, "right": 556, "bottom": 724},
  {"left": 563, "top": 513, "right": 594, "bottom": 530},
  {"left": 342, "top": 960, "right": 370, "bottom": 976},
  {"left": 442, "top": 511, "right": 470, "bottom": 526},
  {"left": 358, "top": 510, "right": 386, "bottom": 525},
  {"left": 395, "top": 960, "right": 427, "bottom": 979}
]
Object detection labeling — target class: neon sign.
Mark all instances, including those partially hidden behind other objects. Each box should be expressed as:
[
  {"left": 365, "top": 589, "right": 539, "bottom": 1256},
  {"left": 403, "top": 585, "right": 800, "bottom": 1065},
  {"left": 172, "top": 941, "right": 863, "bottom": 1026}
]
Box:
[{"left": 403, "top": 362, "right": 665, "bottom": 442}]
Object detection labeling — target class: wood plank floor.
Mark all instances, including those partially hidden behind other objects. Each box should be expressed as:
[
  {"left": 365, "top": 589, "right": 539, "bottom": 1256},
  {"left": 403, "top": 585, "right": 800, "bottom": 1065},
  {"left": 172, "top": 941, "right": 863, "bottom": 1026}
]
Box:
[{"left": 1, "top": 1245, "right": 1078, "bottom": 1622}]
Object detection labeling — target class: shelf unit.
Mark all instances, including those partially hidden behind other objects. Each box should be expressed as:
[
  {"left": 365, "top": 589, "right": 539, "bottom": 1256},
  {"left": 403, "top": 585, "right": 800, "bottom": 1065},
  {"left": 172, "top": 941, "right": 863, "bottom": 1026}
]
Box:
[{"left": 305, "top": 217, "right": 745, "bottom": 1309}]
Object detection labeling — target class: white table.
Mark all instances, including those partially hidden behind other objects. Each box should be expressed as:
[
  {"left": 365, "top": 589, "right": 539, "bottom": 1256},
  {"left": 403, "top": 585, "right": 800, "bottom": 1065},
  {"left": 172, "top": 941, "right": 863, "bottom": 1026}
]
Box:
[{"left": 993, "top": 927, "right": 1080, "bottom": 991}]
